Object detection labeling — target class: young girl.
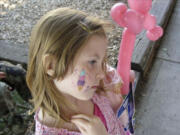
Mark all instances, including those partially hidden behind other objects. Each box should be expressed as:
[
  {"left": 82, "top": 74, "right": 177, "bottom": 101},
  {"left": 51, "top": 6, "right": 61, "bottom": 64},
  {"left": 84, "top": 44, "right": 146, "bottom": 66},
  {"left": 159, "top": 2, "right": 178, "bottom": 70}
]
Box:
[{"left": 26, "top": 7, "right": 133, "bottom": 135}]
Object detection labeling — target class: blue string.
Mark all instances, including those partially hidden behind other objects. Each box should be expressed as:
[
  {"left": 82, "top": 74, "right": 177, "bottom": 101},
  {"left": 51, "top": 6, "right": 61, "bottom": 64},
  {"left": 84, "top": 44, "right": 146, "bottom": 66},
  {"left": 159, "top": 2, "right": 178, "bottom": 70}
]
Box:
[{"left": 117, "top": 82, "right": 135, "bottom": 134}]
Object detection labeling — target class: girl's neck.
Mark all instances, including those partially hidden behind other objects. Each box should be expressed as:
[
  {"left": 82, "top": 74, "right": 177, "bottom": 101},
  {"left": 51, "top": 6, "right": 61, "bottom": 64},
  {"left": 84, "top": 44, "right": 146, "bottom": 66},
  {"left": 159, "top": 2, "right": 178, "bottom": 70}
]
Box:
[
  {"left": 62, "top": 92, "right": 93, "bottom": 114},
  {"left": 67, "top": 95, "right": 94, "bottom": 116},
  {"left": 38, "top": 98, "right": 94, "bottom": 129}
]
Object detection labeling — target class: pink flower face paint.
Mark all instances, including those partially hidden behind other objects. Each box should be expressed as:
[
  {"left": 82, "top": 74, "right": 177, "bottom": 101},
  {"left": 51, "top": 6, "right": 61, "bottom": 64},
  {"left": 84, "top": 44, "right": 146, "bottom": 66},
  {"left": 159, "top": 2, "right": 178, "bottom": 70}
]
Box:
[{"left": 77, "top": 69, "right": 85, "bottom": 91}]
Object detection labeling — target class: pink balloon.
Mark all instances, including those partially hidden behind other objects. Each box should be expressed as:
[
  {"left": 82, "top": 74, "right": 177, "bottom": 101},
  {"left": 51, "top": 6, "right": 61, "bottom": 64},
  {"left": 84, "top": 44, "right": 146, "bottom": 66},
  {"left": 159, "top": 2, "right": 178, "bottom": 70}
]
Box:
[
  {"left": 110, "top": 0, "right": 163, "bottom": 95},
  {"left": 144, "top": 13, "right": 156, "bottom": 30},
  {"left": 146, "top": 25, "right": 163, "bottom": 41},
  {"left": 117, "top": 28, "right": 136, "bottom": 95},
  {"left": 128, "top": 0, "right": 152, "bottom": 14},
  {"left": 124, "top": 9, "right": 144, "bottom": 34},
  {"left": 110, "top": 3, "right": 127, "bottom": 27}
]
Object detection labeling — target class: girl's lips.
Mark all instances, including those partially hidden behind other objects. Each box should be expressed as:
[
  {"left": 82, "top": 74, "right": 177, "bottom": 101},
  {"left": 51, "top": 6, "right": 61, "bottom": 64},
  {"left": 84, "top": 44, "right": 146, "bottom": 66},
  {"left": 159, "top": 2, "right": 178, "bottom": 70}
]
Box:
[{"left": 91, "top": 86, "right": 98, "bottom": 89}]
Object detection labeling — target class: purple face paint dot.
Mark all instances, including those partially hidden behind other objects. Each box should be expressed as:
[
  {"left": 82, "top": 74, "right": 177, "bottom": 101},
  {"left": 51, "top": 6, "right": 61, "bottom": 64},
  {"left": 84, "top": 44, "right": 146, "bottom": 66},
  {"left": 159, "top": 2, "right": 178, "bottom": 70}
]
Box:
[
  {"left": 77, "top": 80, "right": 85, "bottom": 86},
  {"left": 79, "top": 76, "right": 85, "bottom": 80}
]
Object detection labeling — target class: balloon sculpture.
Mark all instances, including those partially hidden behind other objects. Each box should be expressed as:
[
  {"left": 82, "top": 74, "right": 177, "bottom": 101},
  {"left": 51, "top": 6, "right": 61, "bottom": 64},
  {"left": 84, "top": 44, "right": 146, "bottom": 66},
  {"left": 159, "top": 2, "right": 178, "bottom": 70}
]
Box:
[
  {"left": 111, "top": 0, "right": 163, "bottom": 95},
  {"left": 111, "top": 0, "right": 163, "bottom": 134}
]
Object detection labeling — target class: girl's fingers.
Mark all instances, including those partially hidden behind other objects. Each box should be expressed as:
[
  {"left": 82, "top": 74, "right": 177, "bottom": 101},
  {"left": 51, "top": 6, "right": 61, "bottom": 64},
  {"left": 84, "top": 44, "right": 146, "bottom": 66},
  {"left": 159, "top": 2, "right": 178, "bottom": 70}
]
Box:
[
  {"left": 76, "top": 124, "right": 86, "bottom": 133},
  {"left": 71, "top": 114, "right": 92, "bottom": 121},
  {"left": 71, "top": 118, "right": 89, "bottom": 129},
  {"left": 72, "top": 121, "right": 86, "bottom": 134},
  {"left": 130, "top": 70, "right": 135, "bottom": 82}
]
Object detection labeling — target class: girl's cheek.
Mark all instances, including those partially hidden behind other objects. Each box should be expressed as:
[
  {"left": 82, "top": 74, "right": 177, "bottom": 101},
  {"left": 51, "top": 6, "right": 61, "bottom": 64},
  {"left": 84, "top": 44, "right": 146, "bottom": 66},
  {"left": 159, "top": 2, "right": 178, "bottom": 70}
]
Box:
[
  {"left": 86, "top": 72, "right": 94, "bottom": 82},
  {"left": 85, "top": 66, "right": 96, "bottom": 81},
  {"left": 74, "top": 66, "right": 95, "bottom": 91},
  {"left": 71, "top": 69, "right": 81, "bottom": 88}
]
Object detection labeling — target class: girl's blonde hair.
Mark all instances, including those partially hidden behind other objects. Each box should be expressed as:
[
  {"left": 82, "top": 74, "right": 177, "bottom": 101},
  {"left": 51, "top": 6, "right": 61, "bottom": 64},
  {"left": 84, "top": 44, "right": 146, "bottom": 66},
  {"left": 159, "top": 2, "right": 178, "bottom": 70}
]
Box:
[{"left": 26, "top": 7, "right": 111, "bottom": 126}]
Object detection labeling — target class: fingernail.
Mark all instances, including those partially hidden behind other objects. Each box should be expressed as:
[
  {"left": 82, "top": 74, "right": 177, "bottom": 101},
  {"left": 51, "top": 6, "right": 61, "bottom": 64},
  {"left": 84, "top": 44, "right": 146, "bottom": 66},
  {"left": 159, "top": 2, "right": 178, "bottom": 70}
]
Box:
[
  {"left": 71, "top": 119, "right": 76, "bottom": 123},
  {"left": 71, "top": 115, "right": 77, "bottom": 118}
]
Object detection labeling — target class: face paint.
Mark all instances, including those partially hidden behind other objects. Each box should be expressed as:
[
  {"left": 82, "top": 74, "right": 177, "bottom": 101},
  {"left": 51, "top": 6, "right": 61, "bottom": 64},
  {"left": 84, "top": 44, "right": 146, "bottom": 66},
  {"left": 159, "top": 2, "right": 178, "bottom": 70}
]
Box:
[{"left": 77, "top": 69, "right": 85, "bottom": 91}]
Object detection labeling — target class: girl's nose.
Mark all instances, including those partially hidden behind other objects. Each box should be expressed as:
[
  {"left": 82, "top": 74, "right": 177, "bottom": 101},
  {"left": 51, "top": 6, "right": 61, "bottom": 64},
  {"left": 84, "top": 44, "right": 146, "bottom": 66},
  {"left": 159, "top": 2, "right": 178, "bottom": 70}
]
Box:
[{"left": 96, "top": 69, "right": 105, "bottom": 80}]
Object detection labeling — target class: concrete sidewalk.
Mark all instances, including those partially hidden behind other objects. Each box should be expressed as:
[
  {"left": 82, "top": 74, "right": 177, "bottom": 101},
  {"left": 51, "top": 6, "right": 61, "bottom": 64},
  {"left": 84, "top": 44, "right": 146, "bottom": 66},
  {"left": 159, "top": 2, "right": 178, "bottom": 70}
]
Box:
[{"left": 135, "top": 1, "right": 180, "bottom": 135}]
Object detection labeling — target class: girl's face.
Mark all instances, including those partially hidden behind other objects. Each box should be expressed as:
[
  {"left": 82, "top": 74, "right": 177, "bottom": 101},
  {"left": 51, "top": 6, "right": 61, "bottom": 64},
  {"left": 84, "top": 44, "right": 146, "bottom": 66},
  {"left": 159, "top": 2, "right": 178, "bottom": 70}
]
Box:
[{"left": 54, "top": 35, "right": 108, "bottom": 100}]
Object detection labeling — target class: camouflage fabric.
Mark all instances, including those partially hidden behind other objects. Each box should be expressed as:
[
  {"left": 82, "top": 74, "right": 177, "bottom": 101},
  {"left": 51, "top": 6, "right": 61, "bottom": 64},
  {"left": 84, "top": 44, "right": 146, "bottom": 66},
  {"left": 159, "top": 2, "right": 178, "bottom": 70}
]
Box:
[{"left": 0, "top": 61, "right": 31, "bottom": 102}]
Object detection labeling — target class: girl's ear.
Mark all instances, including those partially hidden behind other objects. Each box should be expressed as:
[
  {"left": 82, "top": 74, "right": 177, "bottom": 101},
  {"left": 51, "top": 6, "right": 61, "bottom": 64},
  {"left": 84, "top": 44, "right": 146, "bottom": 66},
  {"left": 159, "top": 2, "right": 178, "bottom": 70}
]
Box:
[{"left": 42, "top": 54, "right": 56, "bottom": 77}]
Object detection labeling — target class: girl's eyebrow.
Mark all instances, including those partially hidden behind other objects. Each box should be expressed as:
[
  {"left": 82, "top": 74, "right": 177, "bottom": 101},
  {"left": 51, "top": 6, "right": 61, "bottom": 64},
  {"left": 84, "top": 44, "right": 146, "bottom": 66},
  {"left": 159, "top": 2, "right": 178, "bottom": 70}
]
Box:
[
  {"left": 88, "top": 54, "right": 100, "bottom": 59},
  {"left": 88, "top": 54, "right": 106, "bottom": 62}
]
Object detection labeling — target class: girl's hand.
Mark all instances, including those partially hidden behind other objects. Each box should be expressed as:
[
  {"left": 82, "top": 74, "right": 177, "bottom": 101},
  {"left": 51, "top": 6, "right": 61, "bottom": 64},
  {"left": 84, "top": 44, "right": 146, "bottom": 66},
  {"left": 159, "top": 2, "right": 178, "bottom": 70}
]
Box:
[
  {"left": 71, "top": 114, "right": 108, "bottom": 135},
  {"left": 102, "top": 91, "right": 123, "bottom": 113},
  {"left": 130, "top": 70, "right": 135, "bottom": 83},
  {"left": 101, "top": 70, "right": 135, "bottom": 112}
]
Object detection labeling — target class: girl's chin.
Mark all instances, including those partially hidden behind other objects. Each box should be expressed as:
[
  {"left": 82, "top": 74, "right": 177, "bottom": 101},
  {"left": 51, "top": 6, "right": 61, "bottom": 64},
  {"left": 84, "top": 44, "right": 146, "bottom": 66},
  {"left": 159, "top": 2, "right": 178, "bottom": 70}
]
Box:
[
  {"left": 80, "top": 90, "right": 95, "bottom": 100},
  {"left": 83, "top": 86, "right": 97, "bottom": 92}
]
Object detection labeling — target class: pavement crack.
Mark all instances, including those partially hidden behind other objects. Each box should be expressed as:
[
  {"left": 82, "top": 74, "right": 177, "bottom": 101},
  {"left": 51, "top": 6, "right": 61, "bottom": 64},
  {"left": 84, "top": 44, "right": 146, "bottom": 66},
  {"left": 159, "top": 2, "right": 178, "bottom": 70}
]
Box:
[{"left": 156, "top": 56, "right": 180, "bottom": 64}]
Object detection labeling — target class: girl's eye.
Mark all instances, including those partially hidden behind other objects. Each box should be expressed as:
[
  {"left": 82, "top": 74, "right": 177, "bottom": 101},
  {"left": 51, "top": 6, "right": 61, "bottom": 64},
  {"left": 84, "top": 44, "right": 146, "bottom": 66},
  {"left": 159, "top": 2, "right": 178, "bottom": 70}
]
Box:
[{"left": 89, "top": 60, "right": 96, "bottom": 65}]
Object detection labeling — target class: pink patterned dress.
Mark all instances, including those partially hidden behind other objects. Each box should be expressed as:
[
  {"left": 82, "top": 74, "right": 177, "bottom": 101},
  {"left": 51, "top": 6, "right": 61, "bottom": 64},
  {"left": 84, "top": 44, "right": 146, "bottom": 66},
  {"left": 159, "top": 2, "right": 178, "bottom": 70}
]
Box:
[{"left": 35, "top": 94, "right": 131, "bottom": 135}]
